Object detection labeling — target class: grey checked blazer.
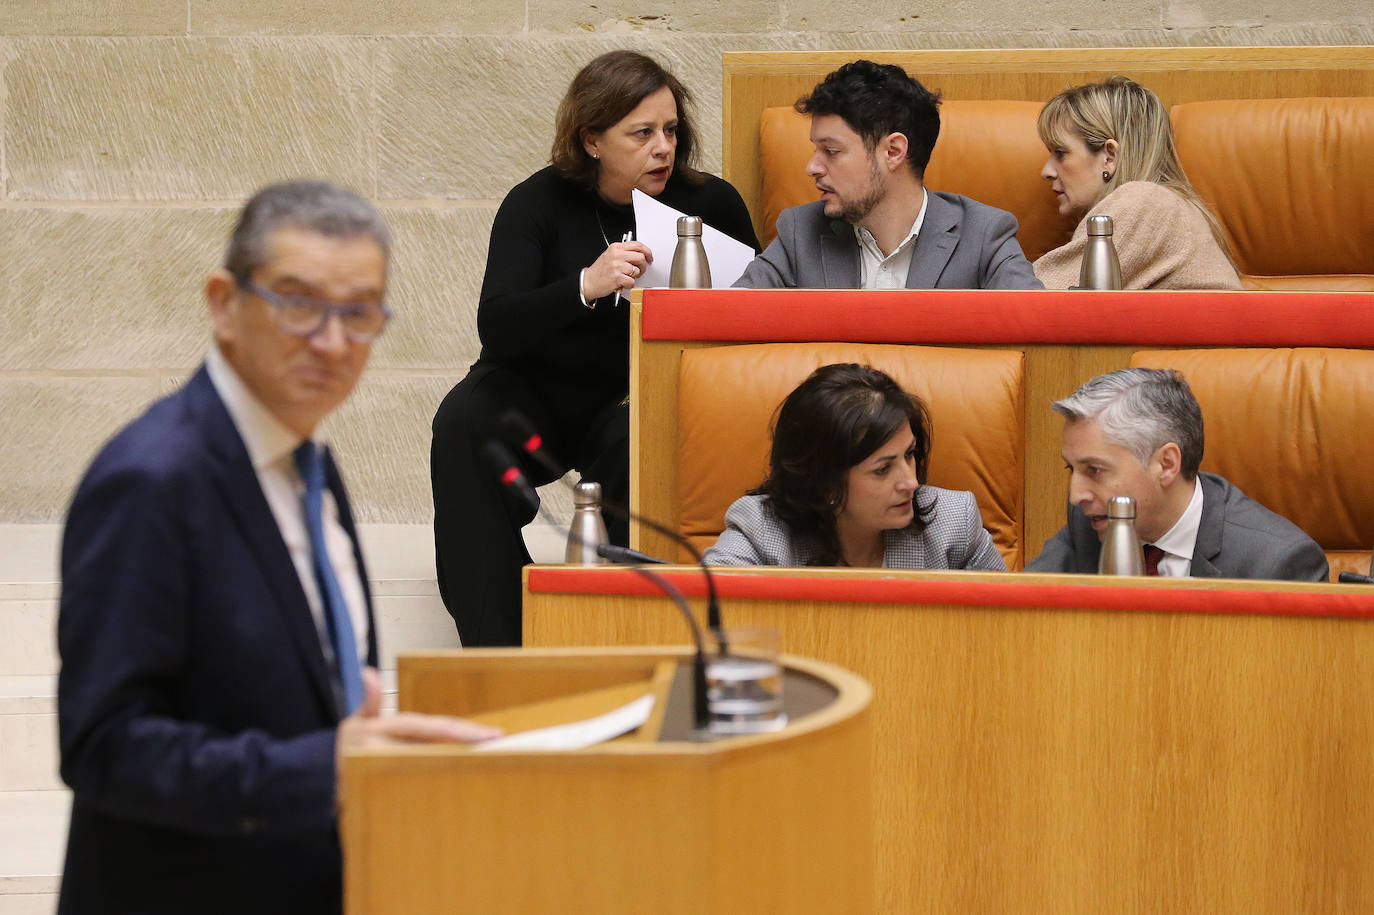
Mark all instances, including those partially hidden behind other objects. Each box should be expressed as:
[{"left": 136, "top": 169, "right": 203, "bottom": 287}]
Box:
[
  {"left": 703, "top": 487, "right": 1007, "bottom": 570},
  {"left": 733, "top": 192, "right": 1042, "bottom": 290}
]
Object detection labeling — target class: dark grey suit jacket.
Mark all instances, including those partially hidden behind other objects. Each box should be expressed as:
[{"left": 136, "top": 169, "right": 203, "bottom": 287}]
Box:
[
  {"left": 733, "top": 192, "right": 1042, "bottom": 290},
  {"left": 1025, "top": 472, "right": 1329, "bottom": 582}
]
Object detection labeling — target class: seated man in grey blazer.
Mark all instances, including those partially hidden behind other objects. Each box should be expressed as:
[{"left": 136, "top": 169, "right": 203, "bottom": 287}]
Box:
[
  {"left": 1026, "top": 367, "right": 1329, "bottom": 581},
  {"left": 735, "top": 59, "right": 1042, "bottom": 291}
]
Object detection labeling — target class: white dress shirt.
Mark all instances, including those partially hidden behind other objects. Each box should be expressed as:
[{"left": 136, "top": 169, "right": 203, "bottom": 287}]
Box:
[
  {"left": 854, "top": 189, "right": 928, "bottom": 289},
  {"left": 205, "top": 346, "right": 370, "bottom": 672},
  {"left": 1148, "top": 478, "right": 1204, "bottom": 577}
]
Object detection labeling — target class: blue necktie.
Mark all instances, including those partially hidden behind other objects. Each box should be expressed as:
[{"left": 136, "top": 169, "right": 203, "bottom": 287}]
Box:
[{"left": 294, "top": 441, "right": 364, "bottom": 715}]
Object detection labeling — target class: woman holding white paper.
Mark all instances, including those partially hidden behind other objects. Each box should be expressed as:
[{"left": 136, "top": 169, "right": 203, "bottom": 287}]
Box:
[{"left": 431, "top": 50, "right": 758, "bottom": 648}]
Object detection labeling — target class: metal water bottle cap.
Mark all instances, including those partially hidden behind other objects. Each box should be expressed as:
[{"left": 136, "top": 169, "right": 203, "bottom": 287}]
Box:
[
  {"left": 573, "top": 480, "right": 602, "bottom": 506},
  {"left": 670, "top": 216, "right": 711, "bottom": 289},
  {"left": 1106, "top": 495, "right": 1136, "bottom": 519},
  {"left": 1079, "top": 214, "right": 1122, "bottom": 290},
  {"left": 566, "top": 480, "right": 609, "bottom": 564},
  {"left": 1098, "top": 495, "right": 1144, "bottom": 575}
]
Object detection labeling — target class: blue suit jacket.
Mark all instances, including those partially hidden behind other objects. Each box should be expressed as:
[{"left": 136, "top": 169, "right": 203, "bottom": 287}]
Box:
[{"left": 57, "top": 366, "right": 377, "bottom": 915}]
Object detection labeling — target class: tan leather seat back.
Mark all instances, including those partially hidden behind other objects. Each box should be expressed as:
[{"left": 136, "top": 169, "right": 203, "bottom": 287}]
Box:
[
  {"left": 678, "top": 343, "right": 1025, "bottom": 568},
  {"left": 1241, "top": 275, "right": 1374, "bottom": 292},
  {"left": 1171, "top": 98, "right": 1374, "bottom": 288},
  {"left": 758, "top": 106, "right": 819, "bottom": 247},
  {"left": 759, "top": 101, "right": 1072, "bottom": 259},
  {"left": 1130, "top": 348, "right": 1374, "bottom": 579}
]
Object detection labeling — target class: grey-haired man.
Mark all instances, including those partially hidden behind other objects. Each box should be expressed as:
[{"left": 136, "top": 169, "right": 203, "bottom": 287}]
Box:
[
  {"left": 57, "top": 180, "right": 498, "bottom": 915},
  {"left": 1026, "top": 367, "right": 1328, "bottom": 581}
]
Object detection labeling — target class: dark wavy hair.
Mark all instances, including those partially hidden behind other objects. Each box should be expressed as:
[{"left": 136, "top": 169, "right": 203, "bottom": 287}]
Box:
[
  {"left": 752, "top": 364, "right": 935, "bottom": 566},
  {"left": 796, "top": 59, "right": 942, "bottom": 177},
  {"left": 550, "top": 50, "right": 701, "bottom": 190}
]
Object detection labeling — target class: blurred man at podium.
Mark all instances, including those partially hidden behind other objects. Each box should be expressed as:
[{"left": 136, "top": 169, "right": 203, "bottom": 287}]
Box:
[{"left": 55, "top": 180, "right": 498, "bottom": 915}]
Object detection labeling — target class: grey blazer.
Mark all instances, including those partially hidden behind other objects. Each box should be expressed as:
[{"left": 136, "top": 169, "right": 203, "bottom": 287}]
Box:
[
  {"left": 1025, "top": 472, "right": 1330, "bottom": 581},
  {"left": 703, "top": 487, "right": 1007, "bottom": 570},
  {"left": 733, "top": 192, "right": 1043, "bottom": 290}
]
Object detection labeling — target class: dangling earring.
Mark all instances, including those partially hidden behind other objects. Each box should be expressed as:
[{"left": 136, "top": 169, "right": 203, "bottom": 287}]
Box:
[{"left": 1102, "top": 170, "right": 1111, "bottom": 182}]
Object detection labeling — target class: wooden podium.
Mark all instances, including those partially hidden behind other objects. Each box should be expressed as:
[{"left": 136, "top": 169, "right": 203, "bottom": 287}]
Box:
[{"left": 341, "top": 647, "right": 873, "bottom": 915}]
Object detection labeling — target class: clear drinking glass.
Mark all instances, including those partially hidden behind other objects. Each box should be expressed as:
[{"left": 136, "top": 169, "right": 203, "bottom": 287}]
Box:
[{"left": 706, "top": 627, "right": 787, "bottom": 735}]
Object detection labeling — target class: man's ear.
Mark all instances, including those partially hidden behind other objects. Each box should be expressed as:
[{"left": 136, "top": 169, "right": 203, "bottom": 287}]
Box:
[
  {"left": 1154, "top": 441, "right": 1183, "bottom": 488},
  {"left": 881, "top": 132, "right": 910, "bottom": 173},
  {"left": 206, "top": 269, "right": 238, "bottom": 344}
]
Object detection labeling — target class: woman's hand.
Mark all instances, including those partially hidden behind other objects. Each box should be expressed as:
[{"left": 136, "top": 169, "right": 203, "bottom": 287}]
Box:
[{"left": 582, "top": 241, "right": 654, "bottom": 301}]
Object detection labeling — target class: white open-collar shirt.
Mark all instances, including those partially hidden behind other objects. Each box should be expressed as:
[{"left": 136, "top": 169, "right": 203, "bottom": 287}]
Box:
[
  {"left": 1149, "top": 477, "right": 1204, "bottom": 577},
  {"left": 854, "top": 188, "right": 928, "bottom": 289}
]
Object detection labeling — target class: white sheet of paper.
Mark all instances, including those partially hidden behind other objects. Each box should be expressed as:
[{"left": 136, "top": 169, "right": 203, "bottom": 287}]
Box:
[
  {"left": 472, "top": 694, "right": 655, "bottom": 752},
  {"left": 632, "top": 189, "right": 755, "bottom": 289}
]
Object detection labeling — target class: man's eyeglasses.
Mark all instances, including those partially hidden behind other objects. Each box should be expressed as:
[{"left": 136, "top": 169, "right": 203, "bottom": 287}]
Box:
[{"left": 240, "top": 280, "right": 392, "bottom": 343}]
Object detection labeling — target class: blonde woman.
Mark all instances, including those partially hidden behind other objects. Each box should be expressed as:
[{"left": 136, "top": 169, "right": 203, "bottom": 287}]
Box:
[{"left": 1033, "top": 76, "right": 1241, "bottom": 290}]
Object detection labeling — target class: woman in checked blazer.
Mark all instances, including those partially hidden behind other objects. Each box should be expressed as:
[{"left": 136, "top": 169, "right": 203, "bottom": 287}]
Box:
[{"left": 704, "top": 363, "right": 1006, "bottom": 571}]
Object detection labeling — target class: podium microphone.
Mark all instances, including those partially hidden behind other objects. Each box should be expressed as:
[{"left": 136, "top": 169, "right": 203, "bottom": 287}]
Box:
[
  {"left": 482, "top": 441, "right": 711, "bottom": 730},
  {"left": 499, "top": 409, "right": 725, "bottom": 642},
  {"left": 480, "top": 442, "right": 538, "bottom": 508}
]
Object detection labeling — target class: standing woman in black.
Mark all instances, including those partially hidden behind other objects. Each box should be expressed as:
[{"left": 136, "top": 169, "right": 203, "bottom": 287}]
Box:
[{"left": 431, "top": 51, "right": 760, "bottom": 646}]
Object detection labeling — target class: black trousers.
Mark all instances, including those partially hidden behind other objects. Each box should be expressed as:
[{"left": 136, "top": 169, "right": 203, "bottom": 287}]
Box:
[{"left": 430, "top": 361, "right": 629, "bottom": 646}]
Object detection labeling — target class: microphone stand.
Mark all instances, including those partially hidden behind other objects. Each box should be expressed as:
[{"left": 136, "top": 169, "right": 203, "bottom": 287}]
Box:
[
  {"left": 620, "top": 568, "right": 710, "bottom": 732},
  {"left": 596, "top": 544, "right": 669, "bottom": 565},
  {"left": 483, "top": 442, "right": 713, "bottom": 731},
  {"left": 500, "top": 409, "right": 727, "bottom": 652}
]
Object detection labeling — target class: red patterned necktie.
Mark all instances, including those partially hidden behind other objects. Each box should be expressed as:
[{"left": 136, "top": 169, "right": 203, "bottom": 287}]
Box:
[{"left": 1143, "top": 544, "right": 1165, "bottom": 576}]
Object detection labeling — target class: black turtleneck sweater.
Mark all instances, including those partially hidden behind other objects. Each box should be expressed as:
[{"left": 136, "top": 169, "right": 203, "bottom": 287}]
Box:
[{"left": 475, "top": 165, "right": 759, "bottom": 390}]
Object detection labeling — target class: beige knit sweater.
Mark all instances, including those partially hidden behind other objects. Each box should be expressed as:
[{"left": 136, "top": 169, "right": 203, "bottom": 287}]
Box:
[{"left": 1033, "top": 181, "right": 1242, "bottom": 290}]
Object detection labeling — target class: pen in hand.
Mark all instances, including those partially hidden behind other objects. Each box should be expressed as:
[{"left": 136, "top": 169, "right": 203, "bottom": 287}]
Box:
[{"left": 614, "top": 231, "right": 632, "bottom": 307}]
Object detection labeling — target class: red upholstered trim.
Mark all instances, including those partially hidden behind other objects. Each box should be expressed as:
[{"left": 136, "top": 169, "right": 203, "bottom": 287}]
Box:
[
  {"left": 528, "top": 567, "right": 1374, "bottom": 620},
  {"left": 640, "top": 289, "right": 1374, "bottom": 346}
]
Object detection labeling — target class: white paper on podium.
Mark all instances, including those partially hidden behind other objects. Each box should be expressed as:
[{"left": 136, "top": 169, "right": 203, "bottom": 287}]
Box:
[
  {"left": 632, "top": 189, "right": 755, "bottom": 289},
  {"left": 472, "top": 693, "right": 655, "bottom": 752}
]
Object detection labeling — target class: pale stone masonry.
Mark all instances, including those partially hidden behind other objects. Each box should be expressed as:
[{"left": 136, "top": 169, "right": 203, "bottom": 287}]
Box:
[{"left": 1, "top": 3, "right": 1370, "bottom": 525}]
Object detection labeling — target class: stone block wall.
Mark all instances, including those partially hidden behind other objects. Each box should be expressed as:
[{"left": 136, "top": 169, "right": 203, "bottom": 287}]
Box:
[{"left": 1, "top": 4, "right": 1369, "bottom": 524}]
